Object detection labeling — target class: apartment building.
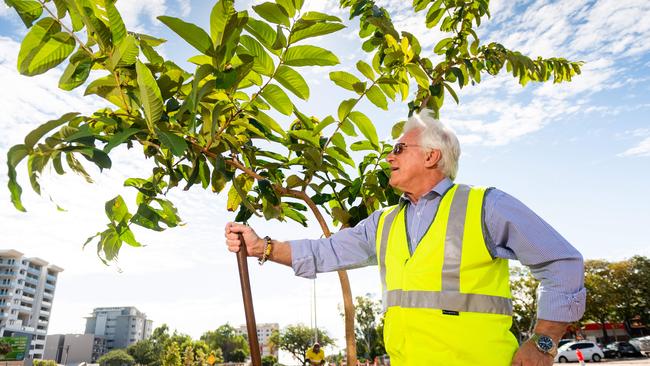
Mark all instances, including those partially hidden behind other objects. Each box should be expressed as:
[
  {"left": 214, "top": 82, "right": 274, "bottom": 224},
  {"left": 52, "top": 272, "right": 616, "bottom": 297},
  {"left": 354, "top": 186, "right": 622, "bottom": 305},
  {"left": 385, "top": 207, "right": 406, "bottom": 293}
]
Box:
[
  {"left": 84, "top": 307, "right": 152, "bottom": 351},
  {"left": 43, "top": 333, "right": 107, "bottom": 365},
  {"left": 238, "top": 323, "right": 279, "bottom": 358},
  {"left": 0, "top": 249, "right": 63, "bottom": 362}
]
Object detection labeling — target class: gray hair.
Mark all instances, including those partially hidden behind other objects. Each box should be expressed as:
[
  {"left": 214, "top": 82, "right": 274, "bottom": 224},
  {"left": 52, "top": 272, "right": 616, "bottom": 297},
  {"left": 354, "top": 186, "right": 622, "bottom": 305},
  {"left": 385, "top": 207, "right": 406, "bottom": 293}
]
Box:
[{"left": 402, "top": 111, "right": 461, "bottom": 180}]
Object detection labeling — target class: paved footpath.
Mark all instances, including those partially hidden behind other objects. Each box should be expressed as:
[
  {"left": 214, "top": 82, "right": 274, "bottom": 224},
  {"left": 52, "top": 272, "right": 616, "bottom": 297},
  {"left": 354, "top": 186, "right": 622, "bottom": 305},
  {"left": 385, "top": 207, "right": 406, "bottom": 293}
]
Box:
[{"left": 554, "top": 358, "right": 650, "bottom": 365}]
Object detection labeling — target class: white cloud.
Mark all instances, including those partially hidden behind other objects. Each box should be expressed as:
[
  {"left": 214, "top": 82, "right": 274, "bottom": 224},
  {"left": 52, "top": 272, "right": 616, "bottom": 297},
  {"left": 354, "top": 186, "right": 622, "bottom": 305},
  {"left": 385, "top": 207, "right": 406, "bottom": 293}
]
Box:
[
  {"left": 176, "top": 0, "right": 192, "bottom": 17},
  {"left": 115, "top": 0, "right": 168, "bottom": 32},
  {"left": 619, "top": 136, "right": 650, "bottom": 157}
]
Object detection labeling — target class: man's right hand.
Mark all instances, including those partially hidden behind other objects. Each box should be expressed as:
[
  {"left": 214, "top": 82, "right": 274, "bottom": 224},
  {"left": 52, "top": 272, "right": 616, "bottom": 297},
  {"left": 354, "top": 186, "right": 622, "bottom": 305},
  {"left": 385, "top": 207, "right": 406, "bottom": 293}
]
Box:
[{"left": 224, "top": 222, "right": 264, "bottom": 258}]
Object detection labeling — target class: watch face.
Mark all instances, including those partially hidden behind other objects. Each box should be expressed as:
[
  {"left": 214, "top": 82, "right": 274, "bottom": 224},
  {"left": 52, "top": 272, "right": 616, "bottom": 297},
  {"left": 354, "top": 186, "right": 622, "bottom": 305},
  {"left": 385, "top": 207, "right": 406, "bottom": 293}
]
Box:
[{"left": 538, "top": 336, "right": 554, "bottom": 352}]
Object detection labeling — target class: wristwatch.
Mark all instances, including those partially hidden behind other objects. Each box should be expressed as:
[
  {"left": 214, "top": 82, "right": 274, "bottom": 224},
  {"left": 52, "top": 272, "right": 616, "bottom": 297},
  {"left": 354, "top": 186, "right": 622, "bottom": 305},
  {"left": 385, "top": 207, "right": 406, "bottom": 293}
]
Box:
[{"left": 529, "top": 333, "right": 557, "bottom": 356}]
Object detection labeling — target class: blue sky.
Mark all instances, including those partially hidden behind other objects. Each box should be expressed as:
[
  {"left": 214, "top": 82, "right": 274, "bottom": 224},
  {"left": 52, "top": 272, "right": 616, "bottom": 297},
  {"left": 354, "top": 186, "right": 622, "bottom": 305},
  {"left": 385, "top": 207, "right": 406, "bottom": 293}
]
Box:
[{"left": 1, "top": 0, "right": 649, "bottom": 361}]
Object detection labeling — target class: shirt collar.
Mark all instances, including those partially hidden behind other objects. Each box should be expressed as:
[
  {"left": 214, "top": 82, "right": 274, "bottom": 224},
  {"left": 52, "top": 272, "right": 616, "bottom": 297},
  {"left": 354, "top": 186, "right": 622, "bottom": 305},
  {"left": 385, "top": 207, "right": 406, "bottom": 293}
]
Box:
[{"left": 399, "top": 177, "right": 454, "bottom": 205}]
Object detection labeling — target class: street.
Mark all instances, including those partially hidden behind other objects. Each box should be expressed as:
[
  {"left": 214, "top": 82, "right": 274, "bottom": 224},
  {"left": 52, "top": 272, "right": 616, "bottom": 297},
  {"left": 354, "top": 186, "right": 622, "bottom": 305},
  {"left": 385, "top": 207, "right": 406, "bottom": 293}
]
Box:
[{"left": 555, "top": 358, "right": 650, "bottom": 365}]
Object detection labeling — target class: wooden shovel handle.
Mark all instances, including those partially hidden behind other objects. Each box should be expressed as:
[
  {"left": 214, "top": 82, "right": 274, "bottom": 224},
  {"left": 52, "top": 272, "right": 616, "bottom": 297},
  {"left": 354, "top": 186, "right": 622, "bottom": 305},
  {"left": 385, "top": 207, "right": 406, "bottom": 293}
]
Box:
[{"left": 236, "top": 233, "right": 262, "bottom": 366}]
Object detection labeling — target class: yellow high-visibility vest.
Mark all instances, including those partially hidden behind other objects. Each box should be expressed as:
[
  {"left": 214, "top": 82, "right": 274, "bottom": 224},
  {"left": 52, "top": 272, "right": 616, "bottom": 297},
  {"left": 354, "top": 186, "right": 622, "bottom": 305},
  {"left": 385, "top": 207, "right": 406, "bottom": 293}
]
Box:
[{"left": 376, "top": 184, "right": 518, "bottom": 366}]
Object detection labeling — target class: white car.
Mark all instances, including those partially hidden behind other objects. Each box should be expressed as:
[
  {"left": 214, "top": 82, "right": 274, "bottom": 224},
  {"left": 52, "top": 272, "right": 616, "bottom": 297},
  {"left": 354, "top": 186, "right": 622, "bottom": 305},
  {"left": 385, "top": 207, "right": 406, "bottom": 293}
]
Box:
[{"left": 555, "top": 341, "right": 604, "bottom": 363}]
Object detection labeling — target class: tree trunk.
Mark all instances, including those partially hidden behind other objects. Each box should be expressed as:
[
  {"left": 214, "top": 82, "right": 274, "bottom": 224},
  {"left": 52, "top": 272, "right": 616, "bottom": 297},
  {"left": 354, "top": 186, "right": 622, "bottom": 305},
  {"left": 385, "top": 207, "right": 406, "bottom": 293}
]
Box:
[
  {"left": 600, "top": 319, "right": 610, "bottom": 344},
  {"left": 338, "top": 270, "right": 357, "bottom": 366}
]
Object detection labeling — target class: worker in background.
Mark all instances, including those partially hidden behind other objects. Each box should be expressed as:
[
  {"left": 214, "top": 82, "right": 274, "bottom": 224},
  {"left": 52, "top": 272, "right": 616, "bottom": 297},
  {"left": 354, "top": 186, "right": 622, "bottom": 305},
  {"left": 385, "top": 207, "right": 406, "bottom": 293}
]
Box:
[{"left": 306, "top": 342, "right": 325, "bottom": 366}]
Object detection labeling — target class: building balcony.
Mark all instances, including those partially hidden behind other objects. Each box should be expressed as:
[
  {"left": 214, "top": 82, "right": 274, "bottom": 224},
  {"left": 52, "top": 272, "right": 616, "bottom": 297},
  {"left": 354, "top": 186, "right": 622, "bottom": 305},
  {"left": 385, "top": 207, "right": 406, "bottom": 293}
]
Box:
[
  {"left": 42, "top": 291, "right": 53, "bottom": 298},
  {"left": 40, "top": 309, "right": 50, "bottom": 316},
  {"left": 0, "top": 271, "right": 17, "bottom": 278},
  {"left": 0, "top": 313, "right": 8, "bottom": 318},
  {"left": 46, "top": 274, "right": 57, "bottom": 282},
  {"left": 18, "top": 305, "right": 32, "bottom": 313},
  {"left": 44, "top": 283, "right": 55, "bottom": 291},
  {"left": 26, "top": 267, "right": 41, "bottom": 276},
  {"left": 22, "top": 294, "right": 34, "bottom": 303},
  {"left": 22, "top": 286, "right": 36, "bottom": 294},
  {"left": 24, "top": 276, "right": 39, "bottom": 285},
  {"left": 0, "top": 292, "right": 12, "bottom": 298}
]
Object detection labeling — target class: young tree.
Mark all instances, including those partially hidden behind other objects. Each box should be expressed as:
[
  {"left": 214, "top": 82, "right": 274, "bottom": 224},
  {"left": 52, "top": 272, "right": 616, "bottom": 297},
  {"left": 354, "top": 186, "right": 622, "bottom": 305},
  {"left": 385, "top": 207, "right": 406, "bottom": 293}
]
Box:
[
  {"left": 98, "top": 349, "right": 136, "bottom": 366},
  {"left": 269, "top": 324, "right": 334, "bottom": 365},
  {"left": 261, "top": 354, "right": 278, "bottom": 366},
  {"left": 127, "top": 339, "right": 157, "bottom": 366},
  {"left": 349, "top": 295, "right": 384, "bottom": 360},
  {"left": 161, "top": 342, "right": 182, "bottom": 366},
  {"left": 200, "top": 324, "right": 249, "bottom": 362},
  {"left": 583, "top": 259, "right": 617, "bottom": 344},
  {"left": 4, "top": 0, "right": 582, "bottom": 364},
  {"left": 509, "top": 266, "right": 540, "bottom": 341}
]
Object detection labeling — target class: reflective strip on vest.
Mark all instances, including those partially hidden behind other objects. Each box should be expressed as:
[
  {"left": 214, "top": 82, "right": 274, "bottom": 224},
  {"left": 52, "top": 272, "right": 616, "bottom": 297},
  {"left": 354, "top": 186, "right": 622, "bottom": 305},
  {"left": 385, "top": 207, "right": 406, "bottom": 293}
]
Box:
[
  {"left": 379, "top": 184, "right": 513, "bottom": 316},
  {"left": 384, "top": 289, "right": 513, "bottom": 315}
]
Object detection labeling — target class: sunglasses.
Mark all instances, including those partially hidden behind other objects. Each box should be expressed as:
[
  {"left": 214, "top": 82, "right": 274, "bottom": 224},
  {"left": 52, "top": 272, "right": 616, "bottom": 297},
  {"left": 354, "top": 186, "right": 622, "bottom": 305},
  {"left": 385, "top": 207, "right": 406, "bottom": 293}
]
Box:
[{"left": 391, "top": 142, "right": 424, "bottom": 155}]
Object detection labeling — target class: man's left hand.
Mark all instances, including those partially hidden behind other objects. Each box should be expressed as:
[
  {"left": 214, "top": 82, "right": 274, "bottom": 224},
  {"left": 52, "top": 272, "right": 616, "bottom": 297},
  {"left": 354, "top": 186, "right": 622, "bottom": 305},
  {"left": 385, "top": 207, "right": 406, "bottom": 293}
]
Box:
[{"left": 511, "top": 340, "right": 554, "bottom": 366}]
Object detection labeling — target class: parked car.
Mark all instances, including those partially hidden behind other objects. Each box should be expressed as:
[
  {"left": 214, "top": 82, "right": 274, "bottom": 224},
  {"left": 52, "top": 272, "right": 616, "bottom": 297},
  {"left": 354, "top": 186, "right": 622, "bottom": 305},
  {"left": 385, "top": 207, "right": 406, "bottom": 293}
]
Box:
[
  {"left": 555, "top": 341, "right": 605, "bottom": 363},
  {"left": 603, "top": 341, "right": 644, "bottom": 358},
  {"left": 558, "top": 339, "right": 575, "bottom": 348},
  {"left": 629, "top": 336, "right": 650, "bottom": 356}
]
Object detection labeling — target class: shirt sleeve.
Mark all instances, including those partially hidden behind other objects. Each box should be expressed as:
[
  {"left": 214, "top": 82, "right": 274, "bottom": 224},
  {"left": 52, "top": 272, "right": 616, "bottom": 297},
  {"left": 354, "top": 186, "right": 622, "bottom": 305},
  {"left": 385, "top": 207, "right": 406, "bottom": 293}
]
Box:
[
  {"left": 484, "top": 189, "right": 586, "bottom": 322},
  {"left": 289, "top": 209, "right": 383, "bottom": 279}
]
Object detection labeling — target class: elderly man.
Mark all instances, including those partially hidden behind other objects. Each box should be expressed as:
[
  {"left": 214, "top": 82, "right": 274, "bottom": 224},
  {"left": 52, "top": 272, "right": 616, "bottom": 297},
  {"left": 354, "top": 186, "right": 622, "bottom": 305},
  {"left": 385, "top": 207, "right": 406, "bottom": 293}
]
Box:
[{"left": 225, "top": 111, "right": 585, "bottom": 366}]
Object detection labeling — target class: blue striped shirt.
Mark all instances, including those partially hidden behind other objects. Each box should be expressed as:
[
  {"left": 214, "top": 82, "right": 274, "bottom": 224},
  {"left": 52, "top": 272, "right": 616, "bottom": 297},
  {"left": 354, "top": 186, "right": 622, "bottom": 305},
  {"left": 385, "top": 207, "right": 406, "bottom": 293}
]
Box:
[{"left": 289, "top": 178, "right": 586, "bottom": 322}]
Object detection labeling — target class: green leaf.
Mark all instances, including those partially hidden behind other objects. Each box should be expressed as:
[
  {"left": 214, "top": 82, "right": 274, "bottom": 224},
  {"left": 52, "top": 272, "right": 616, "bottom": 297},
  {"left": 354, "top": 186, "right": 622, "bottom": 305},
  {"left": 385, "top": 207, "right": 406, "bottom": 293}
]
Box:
[
  {"left": 356, "top": 60, "right": 375, "bottom": 80},
  {"left": 105, "top": 1, "right": 126, "bottom": 44},
  {"left": 239, "top": 35, "right": 274, "bottom": 76},
  {"left": 17, "top": 18, "right": 75, "bottom": 76},
  {"left": 406, "top": 63, "right": 429, "bottom": 88},
  {"left": 275, "top": 65, "right": 309, "bottom": 100},
  {"left": 348, "top": 111, "right": 378, "bottom": 148},
  {"left": 301, "top": 11, "right": 341, "bottom": 22},
  {"left": 277, "top": 0, "right": 296, "bottom": 17},
  {"left": 284, "top": 45, "right": 339, "bottom": 66},
  {"left": 443, "top": 82, "right": 459, "bottom": 104},
  {"left": 313, "top": 115, "right": 336, "bottom": 135},
  {"left": 433, "top": 37, "right": 453, "bottom": 54},
  {"left": 158, "top": 15, "right": 214, "bottom": 55},
  {"left": 108, "top": 34, "right": 139, "bottom": 70},
  {"left": 7, "top": 144, "right": 28, "bottom": 211},
  {"left": 24, "top": 112, "right": 79, "bottom": 150},
  {"left": 288, "top": 130, "right": 320, "bottom": 147},
  {"left": 252, "top": 2, "right": 289, "bottom": 27},
  {"left": 248, "top": 110, "right": 286, "bottom": 137},
  {"left": 59, "top": 51, "right": 93, "bottom": 91},
  {"left": 105, "top": 195, "right": 130, "bottom": 224},
  {"left": 245, "top": 18, "right": 278, "bottom": 53},
  {"left": 157, "top": 130, "right": 187, "bottom": 156},
  {"left": 326, "top": 147, "right": 355, "bottom": 167},
  {"left": 283, "top": 206, "right": 307, "bottom": 226},
  {"left": 330, "top": 71, "right": 362, "bottom": 92},
  {"left": 260, "top": 84, "right": 293, "bottom": 115},
  {"left": 5, "top": 0, "right": 43, "bottom": 27},
  {"left": 227, "top": 174, "right": 254, "bottom": 211},
  {"left": 290, "top": 22, "right": 346, "bottom": 43},
  {"left": 392, "top": 120, "right": 405, "bottom": 139},
  {"left": 210, "top": 0, "right": 235, "bottom": 46},
  {"left": 79, "top": 148, "right": 112, "bottom": 170},
  {"left": 135, "top": 60, "right": 163, "bottom": 133},
  {"left": 337, "top": 98, "right": 357, "bottom": 122},
  {"left": 425, "top": 0, "right": 445, "bottom": 28},
  {"left": 366, "top": 85, "right": 388, "bottom": 110}
]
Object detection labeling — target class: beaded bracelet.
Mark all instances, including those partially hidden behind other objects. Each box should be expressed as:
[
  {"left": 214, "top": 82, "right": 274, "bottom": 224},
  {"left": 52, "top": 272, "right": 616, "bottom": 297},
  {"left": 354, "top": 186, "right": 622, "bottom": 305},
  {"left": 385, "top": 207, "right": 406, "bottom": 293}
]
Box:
[{"left": 258, "top": 236, "right": 272, "bottom": 265}]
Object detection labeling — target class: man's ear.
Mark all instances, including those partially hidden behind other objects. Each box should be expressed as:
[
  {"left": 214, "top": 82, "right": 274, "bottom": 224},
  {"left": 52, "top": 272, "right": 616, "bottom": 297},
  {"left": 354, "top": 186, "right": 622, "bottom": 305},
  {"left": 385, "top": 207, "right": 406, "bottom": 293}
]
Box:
[{"left": 424, "top": 149, "right": 442, "bottom": 168}]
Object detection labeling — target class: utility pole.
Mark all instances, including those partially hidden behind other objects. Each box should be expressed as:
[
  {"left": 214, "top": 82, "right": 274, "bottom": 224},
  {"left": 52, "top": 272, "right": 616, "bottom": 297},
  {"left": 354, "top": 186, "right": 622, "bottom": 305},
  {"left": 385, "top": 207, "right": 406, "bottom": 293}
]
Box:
[{"left": 63, "top": 345, "right": 70, "bottom": 366}]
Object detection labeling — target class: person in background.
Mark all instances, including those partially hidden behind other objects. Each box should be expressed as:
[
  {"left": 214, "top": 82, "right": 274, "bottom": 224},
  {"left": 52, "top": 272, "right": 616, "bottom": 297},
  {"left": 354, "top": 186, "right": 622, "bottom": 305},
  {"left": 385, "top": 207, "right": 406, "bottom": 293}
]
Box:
[
  {"left": 306, "top": 342, "right": 325, "bottom": 366},
  {"left": 225, "top": 110, "right": 586, "bottom": 366},
  {"left": 576, "top": 348, "right": 585, "bottom": 366}
]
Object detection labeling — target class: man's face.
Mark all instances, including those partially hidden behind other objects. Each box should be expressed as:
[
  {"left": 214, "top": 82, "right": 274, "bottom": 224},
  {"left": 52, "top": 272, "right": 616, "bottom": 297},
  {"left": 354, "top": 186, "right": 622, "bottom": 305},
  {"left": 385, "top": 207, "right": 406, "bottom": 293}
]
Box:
[
  {"left": 386, "top": 128, "right": 429, "bottom": 192},
  {"left": 313, "top": 345, "right": 320, "bottom": 352}
]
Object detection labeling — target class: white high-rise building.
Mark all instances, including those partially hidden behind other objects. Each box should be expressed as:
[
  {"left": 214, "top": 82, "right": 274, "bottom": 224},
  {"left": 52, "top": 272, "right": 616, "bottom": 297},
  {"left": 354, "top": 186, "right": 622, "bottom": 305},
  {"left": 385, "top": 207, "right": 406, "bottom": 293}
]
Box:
[
  {"left": 84, "top": 306, "right": 152, "bottom": 352},
  {"left": 238, "top": 323, "right": 279, "bottom": 358},
  {"left": 0, "top": 249, "right": 63, "bottom": 362}
]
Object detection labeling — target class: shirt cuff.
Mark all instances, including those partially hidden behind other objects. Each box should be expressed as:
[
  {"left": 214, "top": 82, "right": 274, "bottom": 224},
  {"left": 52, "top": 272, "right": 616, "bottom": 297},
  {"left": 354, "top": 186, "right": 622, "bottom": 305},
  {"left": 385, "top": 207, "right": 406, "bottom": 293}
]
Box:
[
  {"left": 289, "top": 239, "right": 317, "bottom": 279},
  {"left": 536, "top": 287, "right": 586, "bottom": 322}
]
